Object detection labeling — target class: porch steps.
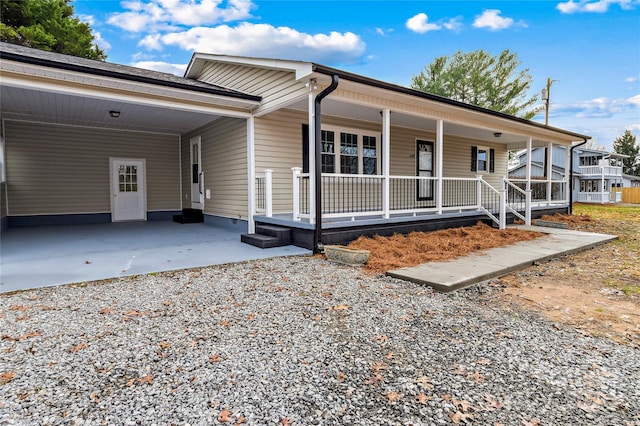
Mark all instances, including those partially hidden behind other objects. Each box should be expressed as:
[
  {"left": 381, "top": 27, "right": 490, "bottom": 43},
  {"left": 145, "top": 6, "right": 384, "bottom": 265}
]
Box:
[
  {"left": 241, "top": 225, "right": 292, "bottom": 249},
  {"left": 173, "top": 208, "right": 204, "bottom": 224}
]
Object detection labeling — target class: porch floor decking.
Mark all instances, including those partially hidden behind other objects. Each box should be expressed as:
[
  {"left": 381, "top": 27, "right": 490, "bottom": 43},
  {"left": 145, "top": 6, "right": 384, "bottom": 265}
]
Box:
[
  {"left": 0, "top": 221, "right": 310, "bottom": 293},
  {"left": 388, "top": 225, "right": 617, "bottom": 292}
]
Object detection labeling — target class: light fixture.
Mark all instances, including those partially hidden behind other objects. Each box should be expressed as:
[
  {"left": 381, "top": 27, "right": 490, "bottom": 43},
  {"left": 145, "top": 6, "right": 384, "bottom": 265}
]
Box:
[
  {"left": 305, "top": 78, "right": 318, "bottom": 90},
  {"left": 109, "top": 110, "right": 120, "bottom": 118},
  {"left": 493, "top": 132, "right": 502, "bottom": 138}
]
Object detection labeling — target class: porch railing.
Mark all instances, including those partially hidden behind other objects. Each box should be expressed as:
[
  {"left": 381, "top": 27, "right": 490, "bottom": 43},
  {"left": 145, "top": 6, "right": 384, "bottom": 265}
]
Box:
[
  {"left": 576, "top": 192, "right": 614, "bottom": 203},
  {"left": 506, "top": 179, "right": 568, "bottom": 205},
  {"left": 503, "top": 178, "right": 526, "bottom": 222},
  {"left": 291, "top": 172, "right": 517, "bottom": 228},
  {"left": 579, "top": 165, "right": 623, "bottom": 176},
  {"left": 255, "top": 169, "right": 273, "bottom": 217}
]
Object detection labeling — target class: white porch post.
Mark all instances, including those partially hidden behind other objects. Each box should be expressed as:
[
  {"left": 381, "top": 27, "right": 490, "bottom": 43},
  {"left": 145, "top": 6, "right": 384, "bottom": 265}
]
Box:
[
  {"left": 565, "top": 144, "right": 571, "bottom": 203},
  {"left": 308, "top": 91, "right": 316, "bottom": 224},
  {"left": 499, "top": 177, "right": 507, "bottom": 229},
  {"left": 382, "top": 109, "right": 391, "bottom": 219},
  {"left": 546, "top": 141, "right": 553, "bottom": 205},
  {"left": 247, "top": 116, "right": 256, "bottom": 233},
  {"left": 264, "top": 169, "right": 273, "bottom": 217},
  {"left": 292, "top": 167, "right": 301, "bottom": 221},
  {"left": 525, "top": 137, "right": 532, "bottom": 226},
  {"left": 436, "top": 119, "right": 444, "bottom": 215},
  {"left": 601, "top": 164, "right": 606, "bottom": 204}
]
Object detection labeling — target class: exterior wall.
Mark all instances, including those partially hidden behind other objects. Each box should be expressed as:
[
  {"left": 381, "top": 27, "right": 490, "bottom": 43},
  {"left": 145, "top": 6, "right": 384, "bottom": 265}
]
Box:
[
  {"left": 182, "top": 117, "right": 248, "bottom": 220},
  {"left": 254, "top": 109, "right": 509, "bottom": 214},
  {"left": 4, "top": 121, "right": 180, "bottom": 217},
  {"left": 198, "top": 63, "right": 308, "bottom": 116}
]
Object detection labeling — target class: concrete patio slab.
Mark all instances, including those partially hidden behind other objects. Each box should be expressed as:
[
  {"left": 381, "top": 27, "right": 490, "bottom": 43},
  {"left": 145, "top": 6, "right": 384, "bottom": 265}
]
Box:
[
  {"left": 387, "top": 225, "right": 618, "bottom": 292},
  {"left": 0, "top": 221, "right": 310, "bottom": 293}
]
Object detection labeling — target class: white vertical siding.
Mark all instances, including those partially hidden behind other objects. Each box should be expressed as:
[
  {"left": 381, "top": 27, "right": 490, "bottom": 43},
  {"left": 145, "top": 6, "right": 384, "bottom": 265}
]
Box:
[
  {"left": 4, "top": 121, "right": 180, "bottom": 215},
  {"left": 182, "top": 117, "right": 248, "bottom": 219}
]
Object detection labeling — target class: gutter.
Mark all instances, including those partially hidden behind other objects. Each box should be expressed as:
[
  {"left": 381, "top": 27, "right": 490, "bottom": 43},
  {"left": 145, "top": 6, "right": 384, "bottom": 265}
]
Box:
[
  {"left": 569, "top": 139, "right": 588, "bottom": 214},
  {"left": 313, "top": 74, "right": 339, "bottom": 253},
  {"left": 311, "top": 63, "right": 590, "bottom": 142}
]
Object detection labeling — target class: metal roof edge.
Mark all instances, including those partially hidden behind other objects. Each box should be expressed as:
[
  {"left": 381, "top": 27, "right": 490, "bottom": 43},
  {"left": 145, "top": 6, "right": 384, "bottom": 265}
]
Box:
[{"left": 311, "top": 63, "right": 591, "bottom": 141}]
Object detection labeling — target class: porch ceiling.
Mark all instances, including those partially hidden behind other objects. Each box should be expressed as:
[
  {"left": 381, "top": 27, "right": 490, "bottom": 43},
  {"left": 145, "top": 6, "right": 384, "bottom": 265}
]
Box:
[
  {"left": 287, "top": 96, "right": 565, "bottom": 149},
  {"left": 1, "top": 85, "right": 224, "bottom": 134}
]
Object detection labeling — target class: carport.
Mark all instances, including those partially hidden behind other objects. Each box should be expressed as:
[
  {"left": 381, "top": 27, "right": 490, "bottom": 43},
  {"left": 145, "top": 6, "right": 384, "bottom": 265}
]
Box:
[{"left": 0, "top": 221, "right": 310, "bottom": 292}]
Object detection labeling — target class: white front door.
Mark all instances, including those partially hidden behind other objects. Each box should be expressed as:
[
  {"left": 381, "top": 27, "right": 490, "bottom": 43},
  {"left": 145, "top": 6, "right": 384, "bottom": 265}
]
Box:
[
  {"left": 190, "top": 137, "right": 204, "bottom": 209},
  {"left": 111, "top": 159, "right": 146, "bottom": 221}
]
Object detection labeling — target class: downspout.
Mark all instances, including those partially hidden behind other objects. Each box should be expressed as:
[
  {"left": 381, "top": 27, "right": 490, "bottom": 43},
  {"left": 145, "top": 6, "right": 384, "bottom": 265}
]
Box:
[
  {"left": 569, "top": 138, "right": 588, "bottom": 214},
  {"left": 314, "top": 74, "right": 339, "bottom": 253}
]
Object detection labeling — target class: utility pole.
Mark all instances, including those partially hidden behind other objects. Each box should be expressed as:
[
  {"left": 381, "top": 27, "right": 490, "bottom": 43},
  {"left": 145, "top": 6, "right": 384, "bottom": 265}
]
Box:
[{"left": 541, "top": 77, "right": 556, "bottom": 125}]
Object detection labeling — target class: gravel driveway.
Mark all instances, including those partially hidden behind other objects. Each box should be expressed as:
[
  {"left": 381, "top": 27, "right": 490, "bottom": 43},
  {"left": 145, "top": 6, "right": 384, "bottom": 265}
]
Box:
[{"left": 1, "top": 256, "right": 639, "bottom": 425}]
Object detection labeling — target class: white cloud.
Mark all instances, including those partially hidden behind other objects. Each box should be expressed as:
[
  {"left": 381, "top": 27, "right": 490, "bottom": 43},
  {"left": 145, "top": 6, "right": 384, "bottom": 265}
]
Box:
[
  {"left": 153, "top": 23, "right": 366, "bottom": 64},
  {"left": 406, "top": 13, "right": 441, "bottom": 34},
  {"left": 625, "top": 76, "right": 638, "bottom": 83},
  {"left": 553, "top": 95, "right": 639, "bottom": 119},
  {"left": 108, "top": 0, "right": 254, "bottom": 32},
  {"left": 556, "top": 0, "right": 638, "bottom": 13},
  {"left": 473, "top": 9, "right": 523, "bottom": 31},
  {"left": 78, "top": 14, "right": 95, "bottom": 26},
  {"left": 132, "top": 60, "right": 187, "bottom": 75},
  {"left": 443, "top": 17, "right": 463, "bottom": 32},
  {"left": 92, "top": 31, "right": 112, "bottom": 51},
  {"left": 139, "top": 34, "right": 163, "bottom": 50}
]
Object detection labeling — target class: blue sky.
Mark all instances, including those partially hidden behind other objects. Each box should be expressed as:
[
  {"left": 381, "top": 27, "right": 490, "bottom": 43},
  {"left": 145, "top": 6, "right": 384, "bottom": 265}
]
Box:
[{"left": 74, "top": 0, "right": 639, "bottom": 149}]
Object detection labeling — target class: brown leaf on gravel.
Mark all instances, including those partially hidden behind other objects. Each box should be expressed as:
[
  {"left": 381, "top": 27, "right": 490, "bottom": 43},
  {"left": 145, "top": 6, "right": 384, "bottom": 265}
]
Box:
[
  {"left": 2, "top": 330, "right": 42, "bottom": 341},
  {"left": 365, "top": 373, "right": 385, "bottom": 386},
  {"left": 0, "top": 372, "right": 16, "bottom": 385},
  {"left": 373, "top": 334, "right": 388, "bottom": 345},
  {"left": 218, "top": 408, "right": 232, "bottom": 422},
  {"left": 371, "top": 362, "right": 387, "bottom": 373},
  {"left": 99, "top": 308, "right": 112, "bottom": 314},
  {"left": 280, "top": 418, "right": 292, "bottom": 426},
  {"left": 348, "top": 222, "right": 542, "bottom": 274},
  {"left": 312, "top": 314, "right": 322, "bottom": 321},
  {"left": 72, "top": 343, "right": 87, "bottom": 353},
  {"left": 9, "top": 305, "right": 31, "bottom": 311},
  {"left": 383, "top": 391, "right": 402, "bottom": 403},
  {"left": 332, "top": 304, "right": 350, "bottom": 311},
  {"left": 522, "top": 419, "right": 540, "bottom": 426},
  {"left": 209, "top": 353, "right": 221, "bottom": 363},
  {"left": 450, "top": 411, "right": 474, "bottom": 425},
  {"left": 415, "top": 393, "right": 432, "bottom": 404}
]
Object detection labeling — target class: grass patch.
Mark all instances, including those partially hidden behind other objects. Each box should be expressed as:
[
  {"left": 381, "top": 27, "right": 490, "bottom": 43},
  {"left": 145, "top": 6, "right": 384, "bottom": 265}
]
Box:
[{"left": 622, "top": 286, "right": 640, "bottom": 296}]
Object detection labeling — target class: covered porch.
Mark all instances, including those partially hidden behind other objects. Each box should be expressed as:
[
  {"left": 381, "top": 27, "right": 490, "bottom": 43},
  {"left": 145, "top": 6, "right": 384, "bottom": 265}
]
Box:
[{"left": 245, "top": 70, "right": 583, "bottom": 250}]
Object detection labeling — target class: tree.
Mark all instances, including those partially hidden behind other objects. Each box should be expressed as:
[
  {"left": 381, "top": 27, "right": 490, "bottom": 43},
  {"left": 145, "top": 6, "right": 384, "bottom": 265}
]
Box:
[
  {"left": 612, "top": 130, "right": 639, "bottom": 176},
  {"left": 411, "top": 49, "right": 537, "bottom": 118},
  {"left": 0, "top": 0, "right": 106, "bottom": 60}
]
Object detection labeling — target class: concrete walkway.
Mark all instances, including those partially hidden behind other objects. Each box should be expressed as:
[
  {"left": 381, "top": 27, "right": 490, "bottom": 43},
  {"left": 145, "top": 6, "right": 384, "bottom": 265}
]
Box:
[
  {"left": 0, "top": 222, "right": 310, "bottom": 293},
  {"left": 387, "top": 225, "right": 618, "bottom": 292}
]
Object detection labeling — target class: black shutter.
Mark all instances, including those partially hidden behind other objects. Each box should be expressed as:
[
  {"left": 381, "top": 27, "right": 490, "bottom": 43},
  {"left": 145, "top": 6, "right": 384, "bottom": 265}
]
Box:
[
  {"left": 489, "top": 148, "right": 495, "bottom": 173},
  {"left": 302, "top": 124, "right": 309, "bottom": 173},
  {"left": 471, "top": 146, "right": 478, "bottom": 172}
]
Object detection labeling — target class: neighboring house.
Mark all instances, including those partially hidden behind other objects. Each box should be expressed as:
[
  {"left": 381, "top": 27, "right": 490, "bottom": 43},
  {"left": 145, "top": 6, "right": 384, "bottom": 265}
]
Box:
[
  {"left": 509, "top": 146, "right": 627, "bottom": 204},
  {"left": 0, "top": 42, "right": 590, "bottom": 251},
  {"left": 623, "top": 174, "right": 640, "bottom": 188}
]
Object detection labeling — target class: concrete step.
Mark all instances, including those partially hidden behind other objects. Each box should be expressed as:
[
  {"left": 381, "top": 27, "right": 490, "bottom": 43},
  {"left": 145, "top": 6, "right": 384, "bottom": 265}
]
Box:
[
  {"left": 241, "top": 233, "right": 285, "bottom": 249},
  {"left": 172, "top": 208, "right": 204, "bottom": 224},
  {"left": 255, "top": 225, "right": 291, "bottom": 244}
]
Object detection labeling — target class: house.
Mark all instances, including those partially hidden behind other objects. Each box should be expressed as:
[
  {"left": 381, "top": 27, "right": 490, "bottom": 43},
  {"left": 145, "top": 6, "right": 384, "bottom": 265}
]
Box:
[
  {"left": 509, "top": 145, "right": 627, "bottom": 203},
  {"left": 1, "top": 42, "right": 591, "bottom": 252}
]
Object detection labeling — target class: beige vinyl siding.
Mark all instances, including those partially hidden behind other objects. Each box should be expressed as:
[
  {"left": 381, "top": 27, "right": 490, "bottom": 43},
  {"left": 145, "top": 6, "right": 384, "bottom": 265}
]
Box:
[
  {"left": 182, "top": 117, "right": 248, "bottom": 219},
  {"left": 255, "top": 109, "right": 307, "bottom": 213},
  {"left": 199, "top": 63, "right": 307, "bottom": 115},
  {"left": 1, "top": 182, "right": 7, "bottom": 218},
  {"left": 4, "top": 121, "right": 180, "bottom": 215},
  {"left": 254, "top": 109, "right": 508, "bottom": 214}
]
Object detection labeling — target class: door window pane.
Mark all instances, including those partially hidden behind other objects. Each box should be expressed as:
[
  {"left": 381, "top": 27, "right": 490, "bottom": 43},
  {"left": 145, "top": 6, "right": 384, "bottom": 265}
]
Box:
[{"left": 340, "top": 132, "right": 358, "bottom": 174}]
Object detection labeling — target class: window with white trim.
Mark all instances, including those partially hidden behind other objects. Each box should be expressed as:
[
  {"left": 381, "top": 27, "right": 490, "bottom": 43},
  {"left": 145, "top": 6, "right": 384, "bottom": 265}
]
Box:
[{"left": 303, "top": 125, "right": 380, "bottom": 175}]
